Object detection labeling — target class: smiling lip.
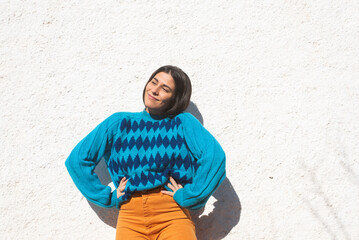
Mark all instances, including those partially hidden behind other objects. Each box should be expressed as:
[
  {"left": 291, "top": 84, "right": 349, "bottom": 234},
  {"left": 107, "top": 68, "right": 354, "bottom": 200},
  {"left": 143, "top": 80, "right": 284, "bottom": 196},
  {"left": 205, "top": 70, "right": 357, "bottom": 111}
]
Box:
[{"left": 148, "top": 93, "right": 159, "bottom": 101}]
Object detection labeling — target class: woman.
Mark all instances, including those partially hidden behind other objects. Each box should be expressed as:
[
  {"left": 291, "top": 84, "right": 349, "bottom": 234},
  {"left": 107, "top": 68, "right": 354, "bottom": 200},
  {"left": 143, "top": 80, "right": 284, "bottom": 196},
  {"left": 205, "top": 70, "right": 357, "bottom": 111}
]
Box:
[{"left": 65, "top": 65, "right": 226, "bottom": 239}]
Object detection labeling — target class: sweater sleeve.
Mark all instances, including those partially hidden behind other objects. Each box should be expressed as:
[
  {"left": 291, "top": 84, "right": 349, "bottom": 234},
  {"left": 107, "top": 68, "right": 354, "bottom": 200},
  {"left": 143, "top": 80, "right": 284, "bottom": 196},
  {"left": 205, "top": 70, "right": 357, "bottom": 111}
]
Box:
[
  {"left": 173, "top": 113, "right": 226, "bottom": 210},
  {"left": 65, "top": 113, "right": 123, "bottom": 208}
]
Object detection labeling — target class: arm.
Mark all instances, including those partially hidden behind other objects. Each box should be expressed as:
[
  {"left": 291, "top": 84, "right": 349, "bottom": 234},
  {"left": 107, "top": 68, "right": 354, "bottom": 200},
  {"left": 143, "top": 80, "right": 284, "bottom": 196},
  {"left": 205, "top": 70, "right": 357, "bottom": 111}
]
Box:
[
  {"left": 65, "top": 113, "right": 122, "bottom": 208},
  {"left": 173, "top": 113, "right": 226, "bottom": 210}
]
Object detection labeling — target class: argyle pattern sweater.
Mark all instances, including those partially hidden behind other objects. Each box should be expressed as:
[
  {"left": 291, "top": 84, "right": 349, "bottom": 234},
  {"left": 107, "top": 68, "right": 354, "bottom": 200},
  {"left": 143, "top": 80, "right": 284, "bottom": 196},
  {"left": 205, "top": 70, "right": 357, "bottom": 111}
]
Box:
[{"left": 65, "top": 110, "right": 226, "bottom": 210}]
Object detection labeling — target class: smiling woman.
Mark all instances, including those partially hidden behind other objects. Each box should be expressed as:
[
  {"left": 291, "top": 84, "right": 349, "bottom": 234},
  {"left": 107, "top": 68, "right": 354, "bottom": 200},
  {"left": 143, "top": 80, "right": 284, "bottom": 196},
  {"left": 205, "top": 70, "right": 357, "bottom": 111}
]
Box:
[
  {"left": 144, "top": 71, "right": 176, "bottom": 115},
  {"left": 142, "top": 65, "right": 192, "bottom": 117},
  {"left": 65, "top": 65, "right": 226, "bottom": 240}
]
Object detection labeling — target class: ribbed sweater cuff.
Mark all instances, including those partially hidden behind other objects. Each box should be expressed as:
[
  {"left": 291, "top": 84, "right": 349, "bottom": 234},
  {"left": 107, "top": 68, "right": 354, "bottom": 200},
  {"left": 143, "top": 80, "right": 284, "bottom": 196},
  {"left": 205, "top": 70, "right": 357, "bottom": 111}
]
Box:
[{"left": 173, "top": 188, "right": 185, "bottom": 207}]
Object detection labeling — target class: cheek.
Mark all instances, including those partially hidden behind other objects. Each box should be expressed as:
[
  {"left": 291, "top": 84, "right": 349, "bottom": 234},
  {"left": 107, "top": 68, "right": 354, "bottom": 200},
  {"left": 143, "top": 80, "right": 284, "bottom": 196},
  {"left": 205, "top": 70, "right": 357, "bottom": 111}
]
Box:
[{"left": 162, "top": 93, "right": 174, "bottom": 103}]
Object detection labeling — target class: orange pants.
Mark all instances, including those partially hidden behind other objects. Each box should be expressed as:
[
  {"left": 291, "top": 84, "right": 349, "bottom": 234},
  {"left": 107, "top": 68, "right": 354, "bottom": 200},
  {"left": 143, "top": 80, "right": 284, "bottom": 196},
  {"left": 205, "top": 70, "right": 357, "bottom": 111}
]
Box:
[{"left": 116, "top": 187, "right": 197, "bottom": 240}]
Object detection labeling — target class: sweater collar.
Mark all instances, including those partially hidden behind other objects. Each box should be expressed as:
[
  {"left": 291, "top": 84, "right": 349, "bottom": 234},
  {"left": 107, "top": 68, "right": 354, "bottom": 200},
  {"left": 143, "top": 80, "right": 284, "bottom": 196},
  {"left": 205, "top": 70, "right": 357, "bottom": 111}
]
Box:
[{"left": 141, "top": 109, "right": 169, "bottom": 121}]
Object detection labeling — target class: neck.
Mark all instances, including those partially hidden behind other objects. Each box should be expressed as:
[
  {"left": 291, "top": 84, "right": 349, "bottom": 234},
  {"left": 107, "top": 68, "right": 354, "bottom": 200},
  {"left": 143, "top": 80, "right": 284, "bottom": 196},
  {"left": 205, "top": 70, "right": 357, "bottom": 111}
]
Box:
[
  {"left": 145, "top": 107, "right": 163, "bottom": 116},
  {"left": 143, "top": 107, "right": 167, "bottom": 120}
]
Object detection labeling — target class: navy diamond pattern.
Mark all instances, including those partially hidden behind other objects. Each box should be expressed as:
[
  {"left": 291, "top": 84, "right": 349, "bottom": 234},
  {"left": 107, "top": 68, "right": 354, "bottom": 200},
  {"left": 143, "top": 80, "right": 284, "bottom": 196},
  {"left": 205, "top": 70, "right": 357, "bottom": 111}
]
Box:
[
  {"left": 139, "top": 120, "right": 145, "bottom": 131},
  {"left": 177, "top": 135, "right": 184, "bottom": 148},
  {"left": 175, "top": 155, "right": 183, "bottom": 169},
  {"left": 127, "top": 155, "right": 133, "bottom": 170},
  {"left": 165, "top": 120, "right": 172, "bottom": 131},
  {"left": 156, "top": 135, "right": 162, "bottom": 147},
  {"left": 143, "top": 137, "right": 150, "bottom": 150},
  {"left": 153, "top": 122, "right": 159, "bottom": 131},
  {"left": 148, "top": 154, "right": 155, "bottom": 168},
  {"left": 128, "top": 137, "right": 136, "bottom": 150},
  {"left": 148, "top": 172, "right": 155, "bottom": 184},
  {"left": 170, "top": 136, "right": 177, "bottom": 149},
  {"left": 126, "top": 121, "right": 131, "bottom": 133},
  {"left": 183, "top": 155, "right": 191, "bottom": 170},
  {"left": 145, "top": 121, "right": 152, "bottom": 131},
  {"left": 121, "top": 139, "right": 128, "bottom": 151},
  {"left": 162, "top": 153, "right": 170, "bottom": 168},
  {"left": 150, "top": 137, "right": 156, "bottom": 148},
  {"left": 140, "top": 172, "right": 147, "bottom": 185},
  {"left": 133, "top": 155, "right": 141, "bottom": 168},
  {"left": 162, "top": 136, "right": 169, "bottom": 148},
  {"left": 131, "top": 121, "right": 139, "bottom": 132},
  {"left": 114, "top": 138, "right": 122, "bottom": 152},
  {"left": 133, "top": 174, "right": 140, "bottom": 186},
  {"left": 155, "top": 152, "right": 162, "bottom": 168},
  {"left": 140, "top": 155, "right": 148, "bottom": 167},
  {"left": 120, "top": 119, "right": 127, "bottom": 131},
  {"left": 108, "top": 116, "right": 195, "bottom": 193},
  {"left": 155, "top": 173, "right": 162, "bottom": 182},
  {"left": 135, "top": 137, "right": 143, "bottom": 150}
]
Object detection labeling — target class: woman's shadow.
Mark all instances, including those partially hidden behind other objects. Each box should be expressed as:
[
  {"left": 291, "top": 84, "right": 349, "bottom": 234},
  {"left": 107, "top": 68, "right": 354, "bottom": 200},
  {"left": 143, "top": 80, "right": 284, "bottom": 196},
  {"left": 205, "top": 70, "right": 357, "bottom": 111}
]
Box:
[{"left": 88, "top": 102, "right": 241, "bottom": 239}]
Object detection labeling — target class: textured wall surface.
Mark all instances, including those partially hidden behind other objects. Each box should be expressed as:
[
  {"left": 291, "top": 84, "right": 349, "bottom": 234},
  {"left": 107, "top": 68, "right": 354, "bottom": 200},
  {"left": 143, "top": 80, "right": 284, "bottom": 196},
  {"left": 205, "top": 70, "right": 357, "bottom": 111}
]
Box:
[{"left": 1, "top": 0, "right": 358, "bottom": 239}]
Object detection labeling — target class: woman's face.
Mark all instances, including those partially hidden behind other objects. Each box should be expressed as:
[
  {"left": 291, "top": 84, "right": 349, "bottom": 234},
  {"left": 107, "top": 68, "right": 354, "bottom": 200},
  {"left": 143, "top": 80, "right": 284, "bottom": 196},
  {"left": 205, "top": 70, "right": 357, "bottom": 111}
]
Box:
[{"left": 144, "top": 71, "right": 176, "bottom": 115}]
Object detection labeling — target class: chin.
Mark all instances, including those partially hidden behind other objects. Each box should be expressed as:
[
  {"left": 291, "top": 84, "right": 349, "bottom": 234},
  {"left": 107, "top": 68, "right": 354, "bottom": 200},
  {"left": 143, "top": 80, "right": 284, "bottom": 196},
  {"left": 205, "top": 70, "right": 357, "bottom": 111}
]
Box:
[{"left": 145, "top": 101, "right": 156, "bottom": 110}]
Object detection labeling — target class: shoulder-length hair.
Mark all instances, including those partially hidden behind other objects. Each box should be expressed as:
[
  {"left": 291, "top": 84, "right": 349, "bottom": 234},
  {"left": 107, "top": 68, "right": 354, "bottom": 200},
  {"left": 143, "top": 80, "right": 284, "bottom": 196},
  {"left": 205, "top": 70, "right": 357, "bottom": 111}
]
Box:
[{"left": 142, "top": 65, "right": 192, "bottom": 117}]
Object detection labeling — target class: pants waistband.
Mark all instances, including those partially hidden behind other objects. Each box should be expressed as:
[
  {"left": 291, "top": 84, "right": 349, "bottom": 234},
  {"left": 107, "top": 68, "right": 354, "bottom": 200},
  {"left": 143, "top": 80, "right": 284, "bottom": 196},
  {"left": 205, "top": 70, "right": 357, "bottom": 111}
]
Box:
[{"left": 131, "top": 186, "right": 164, "bottom": 197}]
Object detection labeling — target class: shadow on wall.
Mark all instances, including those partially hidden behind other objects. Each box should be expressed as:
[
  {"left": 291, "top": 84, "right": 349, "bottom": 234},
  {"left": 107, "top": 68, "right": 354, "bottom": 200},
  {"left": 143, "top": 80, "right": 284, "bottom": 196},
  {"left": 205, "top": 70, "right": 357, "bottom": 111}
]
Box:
[
  {"left": 187, "top": 102, "right": 241, "bottom": 240},
  {"left": 88, "top": 102, "right": 241, "bottom": 239},
  {"left": 190, "top": 178, "right": 241, "bottom": 240},
  {"left": 89, "top": 158, "right": 119, "bottom": 228},
  {"left": 299, "top": 161, "right": 351, "bottom": 240},
  {"left": 186, "top": 101, "right": 204, "bottom": 125}
]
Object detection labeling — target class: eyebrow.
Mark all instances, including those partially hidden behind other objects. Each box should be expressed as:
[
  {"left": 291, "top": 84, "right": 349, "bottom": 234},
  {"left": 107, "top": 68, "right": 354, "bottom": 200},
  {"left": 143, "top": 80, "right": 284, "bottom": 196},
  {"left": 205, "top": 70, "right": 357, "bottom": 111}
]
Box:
[{"left": 153, "top": 77, "right": 173, "bottom": 91}]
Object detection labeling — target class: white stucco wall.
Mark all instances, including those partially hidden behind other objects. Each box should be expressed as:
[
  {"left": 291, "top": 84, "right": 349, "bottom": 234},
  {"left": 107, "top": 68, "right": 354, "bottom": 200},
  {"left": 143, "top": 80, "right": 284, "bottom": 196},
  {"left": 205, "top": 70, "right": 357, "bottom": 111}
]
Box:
[{"left": 1, "top": 0, "right": 358, "bottom": 239}]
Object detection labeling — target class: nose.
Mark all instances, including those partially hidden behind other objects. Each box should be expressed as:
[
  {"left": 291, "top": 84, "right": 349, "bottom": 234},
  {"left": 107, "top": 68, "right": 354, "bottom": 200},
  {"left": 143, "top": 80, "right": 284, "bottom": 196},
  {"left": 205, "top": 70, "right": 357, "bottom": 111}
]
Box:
[{"left": 152, "top": 86, "right": 160, "bottom": 95}]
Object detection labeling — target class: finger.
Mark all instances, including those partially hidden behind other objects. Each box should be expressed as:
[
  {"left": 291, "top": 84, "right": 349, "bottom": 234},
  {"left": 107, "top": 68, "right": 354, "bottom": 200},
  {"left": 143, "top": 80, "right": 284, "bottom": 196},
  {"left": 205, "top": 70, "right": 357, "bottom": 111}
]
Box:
[
  {"left": 117, "top": 191, "right": 125, "bottom": 198},
  {"left": 167, "top": 182, "right": 175, "bottom": 191},
  {"left": 119, "top": 177, "right": 127, "bottom": 184},
  {"left": 119, "top": 178, "right": 129, "bottom": 187},
  {"left": 161, "top": 190, "right": 174, "bottom": 196},
  {"left": 122, "top": 179, "right": 129, "bottom": 186},
  {"left": 169, "top": 177, "right": 179, "bottom": 189},
  {"left": 178, "top": 184, "right": 183, "bottom": 188},
  {"left": 120, "top": 181, "right": 128, "bottom": 189}
]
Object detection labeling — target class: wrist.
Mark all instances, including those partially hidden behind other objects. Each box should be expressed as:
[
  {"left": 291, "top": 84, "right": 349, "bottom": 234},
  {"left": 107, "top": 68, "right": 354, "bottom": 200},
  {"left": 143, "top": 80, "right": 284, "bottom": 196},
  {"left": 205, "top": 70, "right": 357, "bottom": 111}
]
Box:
[{"left": 173, "top": 188, "right": 184, "bottom": 205}]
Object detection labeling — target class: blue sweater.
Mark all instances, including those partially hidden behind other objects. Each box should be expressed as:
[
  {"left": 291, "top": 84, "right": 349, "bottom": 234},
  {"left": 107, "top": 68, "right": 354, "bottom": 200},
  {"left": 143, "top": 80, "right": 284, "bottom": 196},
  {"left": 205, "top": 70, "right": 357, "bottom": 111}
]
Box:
[{"left": 65, "top": 110, "right": 226, "bottom": 210}]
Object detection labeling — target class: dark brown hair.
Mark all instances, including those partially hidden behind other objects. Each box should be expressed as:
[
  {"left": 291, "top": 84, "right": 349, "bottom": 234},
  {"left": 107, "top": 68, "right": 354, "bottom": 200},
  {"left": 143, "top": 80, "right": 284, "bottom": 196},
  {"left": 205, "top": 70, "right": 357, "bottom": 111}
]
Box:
[{"left": 142, "top": 65, "right": 192, "bottom": 117}]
